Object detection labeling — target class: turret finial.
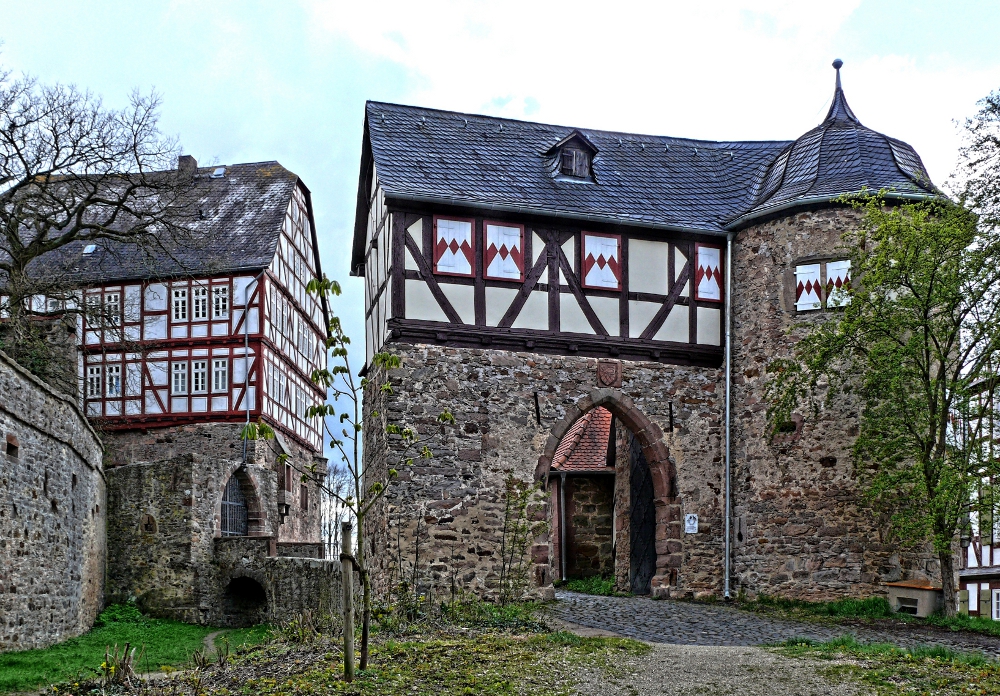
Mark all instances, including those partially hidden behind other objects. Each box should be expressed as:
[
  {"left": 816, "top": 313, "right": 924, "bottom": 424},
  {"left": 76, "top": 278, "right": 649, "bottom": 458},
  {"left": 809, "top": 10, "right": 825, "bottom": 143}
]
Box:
[{"left": 833, "top": 58, "right": 843, "bottom": 90}]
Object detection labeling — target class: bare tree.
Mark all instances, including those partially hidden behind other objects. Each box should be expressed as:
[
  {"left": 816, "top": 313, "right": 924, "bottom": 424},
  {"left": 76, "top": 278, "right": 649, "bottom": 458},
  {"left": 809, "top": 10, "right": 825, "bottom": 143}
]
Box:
[{"left": 0, "top": 65, "right": 196, "bottom": 371}]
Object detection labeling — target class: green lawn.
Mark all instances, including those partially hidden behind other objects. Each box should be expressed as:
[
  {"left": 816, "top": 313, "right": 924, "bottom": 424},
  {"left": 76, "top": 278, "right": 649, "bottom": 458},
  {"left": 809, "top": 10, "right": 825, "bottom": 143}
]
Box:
[{"left": 0, "top": 604, "right": 269, "bottom": 693}]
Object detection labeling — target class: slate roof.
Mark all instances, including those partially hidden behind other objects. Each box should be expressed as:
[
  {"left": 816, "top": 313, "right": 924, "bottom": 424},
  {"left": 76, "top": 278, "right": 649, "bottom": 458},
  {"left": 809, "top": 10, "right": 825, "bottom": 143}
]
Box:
[
  {"left": 22, "top": 161, "right": 303, "bottom": 286},
  {"left": 353, "top": 63, "right": 939, "bottom": 272},
  {"left": 551, "top": 407, "right": 614, "bottom": 472}
]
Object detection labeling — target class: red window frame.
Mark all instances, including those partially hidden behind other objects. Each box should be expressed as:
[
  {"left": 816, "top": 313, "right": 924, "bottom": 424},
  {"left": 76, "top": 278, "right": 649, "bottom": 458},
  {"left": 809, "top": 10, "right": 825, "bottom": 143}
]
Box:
[
  {"left": 580, "top": 231, "right": 622, "bottom": 291},
  {"left": 694, "top": 242, "right": 725, "bottom": 303},
  {"left": 482, "top": 220, "right": 525, "bottom": 282},
  {"left": 432, "top": 215, "right": 476, "bottom": 278}
]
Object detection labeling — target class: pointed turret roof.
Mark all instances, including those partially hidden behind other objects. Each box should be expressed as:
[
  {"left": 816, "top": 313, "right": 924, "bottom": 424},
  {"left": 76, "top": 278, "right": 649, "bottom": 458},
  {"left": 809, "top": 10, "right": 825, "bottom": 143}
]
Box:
[{"left": 727, "top": 59, "right": 939, "bottom": 228}]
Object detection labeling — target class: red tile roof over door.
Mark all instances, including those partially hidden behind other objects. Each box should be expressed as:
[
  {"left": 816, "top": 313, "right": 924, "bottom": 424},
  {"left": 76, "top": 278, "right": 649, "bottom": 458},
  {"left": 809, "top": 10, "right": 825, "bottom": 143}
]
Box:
[{"left": 551, "top": 407, "right": 614, "bottom": 472}]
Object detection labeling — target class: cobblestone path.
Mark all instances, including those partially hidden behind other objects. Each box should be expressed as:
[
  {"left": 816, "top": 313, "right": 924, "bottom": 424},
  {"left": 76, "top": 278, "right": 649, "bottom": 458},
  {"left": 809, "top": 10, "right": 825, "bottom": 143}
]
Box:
[{"left": 546, "top": 590, "right": 1000, "bottom": 657}]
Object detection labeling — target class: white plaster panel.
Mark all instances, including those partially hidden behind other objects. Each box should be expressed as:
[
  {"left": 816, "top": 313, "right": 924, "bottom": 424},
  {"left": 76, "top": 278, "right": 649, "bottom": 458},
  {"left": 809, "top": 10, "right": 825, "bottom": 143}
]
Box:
[
  {"left": 247, "top": 307, "right": 260, "bottom": 333},
  {"left": 212, "top": 322, "right": 228, "bottom": 336},
  {"left": 675, "top": 248, "right": 690, "bottom": 297},
  {"left": 629, "top": 239, "right": 669, "bottom": 295},
  {"left": 440, "top": 283, "right": 474, "bottom": 324},
  {"left": 149, "top": 361, "right": 167, "bottom": 386},
  {"left": 405, "top": 279, "right": 449, "bottom": 323},
  {"left": 125, "top": 400, "right": 142, "bottom": 415},
  {"left": 144, "top": 392, "right": 161, "bottom": 414},
  {"left": 125, "top": 363, "right": 142, "bottom": 397},
  {"left": 145, "top": 284, "right": 166, "bottom": 311},
  {"left": 170, "top": 325, "right": 188, "bottom": 339},
  {"left": 559, "top": 238, "right": 574, "bottom": 286},
  {"left": 530, "top": 231, "right": 548, "bottom": 284},
  {"left": 655, "top": 305, "right": 689, "bottom": 343},
  {"left": 192, "top": 397, "right": 208, "bottom": 413},
  {"left": 697, "top": 306, "right": 721, "bottom": 345},
  {"left": 106, "top": 401, "right": 121, "bottom": 416},
  {"left": 485, "top": 287, "right": 519, "bottom": 327},
  {"left": 212, "top": 396, "right": 228, "bottom": 412},
  {"left": 191, "top": 323, "right": 208, "bottom": 338},
  {"left": 86, "top": 402, "right": 101, "bottom": 417},
  {"left": 233, "top": 276, "right": 254, "bottom": 306},
  {"left": 511, "top": 291, "right": 549, "bottom": 330},
  {"left": 588, "top": 296, "right": 620, "bottom": 337},
  {"left": 560, "top": 293, "right": 593, "bottom": 334},
  {"left": 124, "top": 285, "right": 141, "bottom": 321},
  {"left": 171, "top": 397, "right": 188, "bottom": 413},
  {"left": 85, "top": 331, "right": 98, "bottom": 345},
  {"left": 124, "top": 325, "right": 140, "bottom": 342},
  {"left": 628, "top": 301, "right": 660, "bottom": 338},
  {"left": 404, "top": 246, "right": 419, "bottom": 271}
]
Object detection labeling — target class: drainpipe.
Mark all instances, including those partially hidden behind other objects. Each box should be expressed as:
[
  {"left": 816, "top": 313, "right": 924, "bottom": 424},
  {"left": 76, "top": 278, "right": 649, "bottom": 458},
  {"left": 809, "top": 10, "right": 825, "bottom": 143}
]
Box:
[
  {"left": 724, "top": 233, "right": 734, "bottom": 599},
  {"left": 242, "top": 271, "right": 266, "bottom": 464},
  {"left": 560, "top": 472, "right": 567, "bottom": 582}
]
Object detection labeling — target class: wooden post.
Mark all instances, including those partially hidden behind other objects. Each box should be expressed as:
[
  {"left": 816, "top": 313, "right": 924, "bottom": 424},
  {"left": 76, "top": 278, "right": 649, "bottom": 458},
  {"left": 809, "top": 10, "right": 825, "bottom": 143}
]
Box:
[{"left": 341, "top": 521, "right": 354, "bottom": 682}]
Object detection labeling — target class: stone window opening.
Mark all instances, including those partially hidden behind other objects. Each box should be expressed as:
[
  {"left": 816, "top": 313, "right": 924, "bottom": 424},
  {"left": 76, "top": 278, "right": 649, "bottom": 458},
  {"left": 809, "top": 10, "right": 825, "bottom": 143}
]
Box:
[
  {"left": 300, "top": 483, "right": 308, "bottom": 511},
  {"left": 140, "top": 514, "right": 157, "bottom": 534},
  {"left": 220, "top": 471, "right": 263, "bottom": 537},
  {"left": 5, "top": 434, "right": 18, "bottom": 459},
  {"left": 794, "top": 259, "right": 851, "bottom": 312}
]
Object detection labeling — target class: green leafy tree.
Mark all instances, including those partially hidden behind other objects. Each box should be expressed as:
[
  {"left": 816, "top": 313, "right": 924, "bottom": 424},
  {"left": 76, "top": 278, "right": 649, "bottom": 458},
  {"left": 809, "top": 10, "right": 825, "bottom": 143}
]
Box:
[{"left": 766, "top": 194, "right": 1000, "bottom": 615}]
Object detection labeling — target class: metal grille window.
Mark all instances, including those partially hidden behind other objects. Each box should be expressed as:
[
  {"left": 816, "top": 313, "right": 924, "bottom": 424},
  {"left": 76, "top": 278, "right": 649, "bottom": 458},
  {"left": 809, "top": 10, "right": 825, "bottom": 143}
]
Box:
[
  {"left": 172, "top": 288, "right": 188, "bottom": 321},
  {"left": 220, "top": 475, "right": 248, "bottom": 536},
  {"left": 193, "top": 286, "right": 209, "bottom": 319},
  {"left": 106, "top": 364, "right": 122, "bottom": 397},
  {"left": 192, "top": 360, "right": 207, "bottom": 393},
  {"left": 172, "top": 362, "right": 187, "bottom": 394},
  {"left": 86, "top": 366, "right": 102, "bottom": 398},
  {"left": 213, "top": 286, "right": 229, "bottom": 318},
  {"left": 213, "top": 359, "right": 228, "bottom": 392}
]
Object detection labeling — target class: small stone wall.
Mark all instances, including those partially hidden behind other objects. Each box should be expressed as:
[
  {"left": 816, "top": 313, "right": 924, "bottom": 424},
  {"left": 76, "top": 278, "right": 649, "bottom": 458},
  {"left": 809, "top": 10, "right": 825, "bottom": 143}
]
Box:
[
  {"left": 0, "top": 350, "right": 105, "bottom": 652},
  {"left": 564, "top": 476, "right": 615, "bottom": 578}
]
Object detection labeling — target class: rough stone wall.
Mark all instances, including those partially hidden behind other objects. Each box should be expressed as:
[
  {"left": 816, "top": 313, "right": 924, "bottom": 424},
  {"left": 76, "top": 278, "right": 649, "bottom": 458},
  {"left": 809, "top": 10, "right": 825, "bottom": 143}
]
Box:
[
  {"left": 363, "top": 344, "right": 723, "bottom": 600},
  {"left": 213, "top": 537, "right": 347, "bottom": 627},
  {"left": 0, "top": 349, "right": 104, "bottom": 652},
  {"left": 612, "top": 427, "right": 632, "bottom": 591},
  {"left": 731, "top": 207, "right": 939, "bottom": 600},
  {"left": 564, "top": 476, "right": 615, "bottom": 578},
  {"left": 105, "top": 451, "right": 279, "bottom": 623}
]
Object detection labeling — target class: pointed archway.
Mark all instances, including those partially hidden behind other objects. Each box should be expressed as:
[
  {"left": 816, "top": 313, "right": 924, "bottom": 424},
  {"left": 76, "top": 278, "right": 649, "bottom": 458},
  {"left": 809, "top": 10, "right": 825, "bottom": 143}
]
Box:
[{"left": 535, "top": 388, "right": 681, "bottom": 597}]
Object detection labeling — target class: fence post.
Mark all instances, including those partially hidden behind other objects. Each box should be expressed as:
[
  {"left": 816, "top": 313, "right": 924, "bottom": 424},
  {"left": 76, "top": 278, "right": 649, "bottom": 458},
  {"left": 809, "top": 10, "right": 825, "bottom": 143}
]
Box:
[{"left": 341, "top": 521, "right": 354, "bottom": 682}]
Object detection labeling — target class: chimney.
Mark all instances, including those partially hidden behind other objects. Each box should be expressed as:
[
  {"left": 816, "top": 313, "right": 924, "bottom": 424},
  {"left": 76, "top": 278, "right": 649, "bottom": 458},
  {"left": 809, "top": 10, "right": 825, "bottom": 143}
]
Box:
[{"left": 177, "top": 155, "right": 198, "bottom": 173}]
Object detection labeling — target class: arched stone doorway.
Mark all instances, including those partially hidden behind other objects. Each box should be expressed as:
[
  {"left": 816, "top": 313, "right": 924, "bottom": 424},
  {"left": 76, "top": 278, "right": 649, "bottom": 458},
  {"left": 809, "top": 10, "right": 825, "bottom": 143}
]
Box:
[
  {"left": 535, "top": 388, "right": 679, "bottom": 597},
  {"left": 222, "top": 575, "right": 268, "bottom": 626}
]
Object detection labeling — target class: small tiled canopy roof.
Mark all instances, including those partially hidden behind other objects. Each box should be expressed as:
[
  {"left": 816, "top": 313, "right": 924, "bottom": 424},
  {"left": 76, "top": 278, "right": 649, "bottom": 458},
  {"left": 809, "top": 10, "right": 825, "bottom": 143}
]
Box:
[
  {"left": 352, "top": 60, "right": 940, "bottom": 274},
  {"left": 551, "top": 407, "right": 614, "bottom": 472}
]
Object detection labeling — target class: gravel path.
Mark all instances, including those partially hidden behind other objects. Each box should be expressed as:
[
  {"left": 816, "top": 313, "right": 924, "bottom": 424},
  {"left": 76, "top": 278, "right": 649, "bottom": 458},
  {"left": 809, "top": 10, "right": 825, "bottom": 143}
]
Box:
[
  {"left": 546, "top": 590, "right": 1000, "bottom": 656},
  {"left": 573, "top": 643, "right": 872, "bottom": 696}
]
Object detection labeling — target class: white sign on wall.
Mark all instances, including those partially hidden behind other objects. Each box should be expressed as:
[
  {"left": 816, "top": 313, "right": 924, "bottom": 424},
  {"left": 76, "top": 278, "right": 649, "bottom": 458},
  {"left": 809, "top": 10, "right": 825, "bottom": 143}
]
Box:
[{"left": 685, "top": 513, "right": 699, "bottom": 534}]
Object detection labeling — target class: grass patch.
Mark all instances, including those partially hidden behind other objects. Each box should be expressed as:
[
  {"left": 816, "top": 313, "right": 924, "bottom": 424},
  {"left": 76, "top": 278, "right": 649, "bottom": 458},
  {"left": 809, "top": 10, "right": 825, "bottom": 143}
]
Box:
[
  {"left": 218, "top": 624, "right": 274, "bottom": 651},
  {"left": 559, "top": 576, "right": 621, "bottom": 597},
  {"left": 0, "top": 603, "right": 248, "bottom": 693},
  {"left": 236, "top": 632, "right": 649, "bottom": 696},
  {"left": 738, "top": 592, "right": 1000, "bottom": 638},
  {"left": 776, "top": 634, "right": 1000, "bottom": 695}
]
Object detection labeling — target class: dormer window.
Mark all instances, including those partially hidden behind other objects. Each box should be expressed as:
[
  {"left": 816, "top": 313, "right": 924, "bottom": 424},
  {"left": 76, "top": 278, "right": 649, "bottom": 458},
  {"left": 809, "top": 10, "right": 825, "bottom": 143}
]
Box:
[
  {"left": 560, "top": 148, "right": 591, "bottom": 178},
  {"left": 547, "top": 130, "right": 598, "bottom": 182}
]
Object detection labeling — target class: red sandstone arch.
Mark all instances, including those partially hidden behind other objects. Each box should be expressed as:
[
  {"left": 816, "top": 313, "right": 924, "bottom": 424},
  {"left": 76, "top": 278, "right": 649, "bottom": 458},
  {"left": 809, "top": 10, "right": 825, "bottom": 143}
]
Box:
[{"left": 534, "top": 388, "right": 681, "bottom": 596}]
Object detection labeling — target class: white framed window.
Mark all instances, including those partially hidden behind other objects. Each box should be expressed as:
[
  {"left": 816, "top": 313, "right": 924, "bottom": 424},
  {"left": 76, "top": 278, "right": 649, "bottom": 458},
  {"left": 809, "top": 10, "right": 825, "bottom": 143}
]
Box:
[
  {"left": 172, "top": 288, "right": 188, "bottom": 321},
  {"left": 993, "top": 589, "right": 1000, "bottom": 621},
  {"left": 171, "top": 362, "right": 188, "bottom": 394},
  {"left": 192, "top": 360, "right": 207, "bottom": 393},
  {"left": 105, "top": 293, "right": 121, "bottom": 326},
  {"left": 295, "top": 386, "right": 305, "bottom": 419},
  {"left": 86, "top": 295, "right": 102, "bottom": 327},
  {"left": 213, "top": 359, "right": 228, "bottom": 392},
  {"left": 106, "top": 364, "right": 122, "bottom": 398},
  {"left": 213, "top": 286, "right": 229, "bottom": 319},
  {"left": 86, "top": 366, "right": 102, "bottom": 398},
  {"left": 193, "top": 286, "right": 209, "bottom": 320}
]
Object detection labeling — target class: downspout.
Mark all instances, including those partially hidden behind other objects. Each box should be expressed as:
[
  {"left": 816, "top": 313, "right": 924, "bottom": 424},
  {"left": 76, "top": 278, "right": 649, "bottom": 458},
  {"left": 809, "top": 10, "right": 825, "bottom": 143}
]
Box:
[
  {"left": 560, "top": 472, "right": 567, "bottom": 582},
  {"left": 242, "top": 271, "right": 266, "bottom": 463},
  {"left": 724, "top": 232, "right": 734, "bottom": 599}
]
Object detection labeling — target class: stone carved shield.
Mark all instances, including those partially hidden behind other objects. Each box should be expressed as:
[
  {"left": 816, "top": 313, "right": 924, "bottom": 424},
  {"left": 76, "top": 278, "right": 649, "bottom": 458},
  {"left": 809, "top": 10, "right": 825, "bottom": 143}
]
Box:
[{"left": 597, "top": 359, "right": 622, "bottom": 388}]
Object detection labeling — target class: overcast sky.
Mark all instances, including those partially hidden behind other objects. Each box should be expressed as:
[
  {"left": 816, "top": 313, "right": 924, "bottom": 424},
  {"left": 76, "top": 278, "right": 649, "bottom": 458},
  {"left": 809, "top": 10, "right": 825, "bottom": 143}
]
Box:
[{"left": 2, "top": 0, "right": 999, "bottom": 358}]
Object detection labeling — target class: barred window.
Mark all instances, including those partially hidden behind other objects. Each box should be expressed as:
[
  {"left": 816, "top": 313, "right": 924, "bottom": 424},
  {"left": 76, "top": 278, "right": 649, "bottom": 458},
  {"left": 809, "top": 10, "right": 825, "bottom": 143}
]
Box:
[{"left": 220, "top": 475, "right": 248, "bottom": 536}]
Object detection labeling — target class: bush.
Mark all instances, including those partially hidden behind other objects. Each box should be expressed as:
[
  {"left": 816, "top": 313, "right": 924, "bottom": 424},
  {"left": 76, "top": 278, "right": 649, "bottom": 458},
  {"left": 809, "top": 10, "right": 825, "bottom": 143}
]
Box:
[{"left": 562, "top": 576, "right": 619, "bottom": 597}]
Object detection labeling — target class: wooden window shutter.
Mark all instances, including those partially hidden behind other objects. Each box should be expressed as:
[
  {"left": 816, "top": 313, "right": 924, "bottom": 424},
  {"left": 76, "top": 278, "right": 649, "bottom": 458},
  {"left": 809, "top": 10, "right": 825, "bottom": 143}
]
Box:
[
  {"left": 560, "top": 149, "right": 574, "bottom": 176},
  {"left": 574, "top": 150, "right": 589, "bottom": 177}
]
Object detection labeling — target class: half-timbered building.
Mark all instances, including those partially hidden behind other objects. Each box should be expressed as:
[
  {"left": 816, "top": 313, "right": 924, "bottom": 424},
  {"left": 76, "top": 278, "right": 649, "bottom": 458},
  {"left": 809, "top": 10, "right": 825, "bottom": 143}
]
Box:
[
  {"left": 356, "top": 61, "right": 948, "bottom": 602},
  {"left": 15, "top": 159, "right": 331, "bottom": 623}
]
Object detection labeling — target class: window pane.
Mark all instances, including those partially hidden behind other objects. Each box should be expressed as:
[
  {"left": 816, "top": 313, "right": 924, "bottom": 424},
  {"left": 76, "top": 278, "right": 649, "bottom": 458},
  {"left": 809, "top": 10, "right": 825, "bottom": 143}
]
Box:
[
  {"left": 173, "top": 289, "right": 188, "bottom": 321},
  {"left": 172, "top": 362, "right": 187, "bottom": 394},
  {"left": 213, "top": 287, "right": 229, "bottom": 318}
]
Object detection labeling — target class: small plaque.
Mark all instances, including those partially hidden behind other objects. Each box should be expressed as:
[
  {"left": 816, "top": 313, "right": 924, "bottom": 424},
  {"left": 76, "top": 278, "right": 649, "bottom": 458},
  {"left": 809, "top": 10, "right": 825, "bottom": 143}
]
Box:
[{"left": 684, "top": 513, "right": 699, "bottom": 534}]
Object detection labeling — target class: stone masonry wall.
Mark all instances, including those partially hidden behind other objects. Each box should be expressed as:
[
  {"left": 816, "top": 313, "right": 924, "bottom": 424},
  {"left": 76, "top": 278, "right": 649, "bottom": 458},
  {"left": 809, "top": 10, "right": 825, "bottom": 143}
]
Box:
[
  {"left": 564, "top": 475, "right": 615, "bottom": 578},
  {"left": 0, "top": 349, "right": 105, "bottom": 652},
  {"left": 363, "top": 344, "right": 723, "bottom": 600},
  {"left": 731, "top": 207, "right": 939, "bottom": 600}
]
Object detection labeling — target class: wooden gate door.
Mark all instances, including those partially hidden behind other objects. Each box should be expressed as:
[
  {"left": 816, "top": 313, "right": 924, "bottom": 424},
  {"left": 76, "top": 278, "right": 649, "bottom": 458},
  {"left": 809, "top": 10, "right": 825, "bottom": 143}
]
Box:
[{"left": 629, "top": 432, "right": 656, "bottom": 594}]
